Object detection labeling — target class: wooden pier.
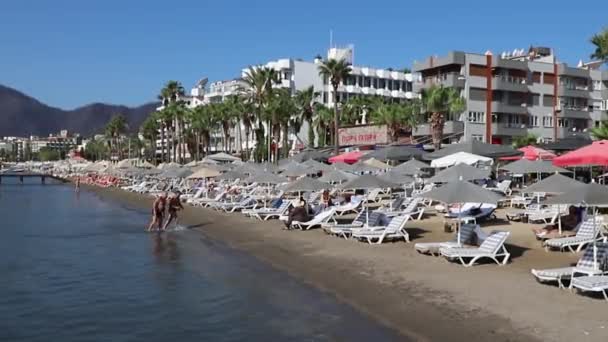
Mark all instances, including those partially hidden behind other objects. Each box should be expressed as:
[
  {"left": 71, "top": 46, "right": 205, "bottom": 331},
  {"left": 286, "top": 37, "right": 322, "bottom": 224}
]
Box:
[{"left": 0, "top": 172, "right": 68, "bottom": 184}]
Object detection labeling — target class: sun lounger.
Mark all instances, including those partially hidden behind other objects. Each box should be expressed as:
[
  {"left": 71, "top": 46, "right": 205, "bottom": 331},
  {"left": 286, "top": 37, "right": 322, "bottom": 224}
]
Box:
[
  {"left": 352, "top": 215, "right": 411, "bottom": 244},
  {"left": 244, "top": 201, "right": 291, "bottom": 220},
  {"left": 327, "top": 211, "right": 384, "bottom": 239},
  {"left": 415, "top": 224, "right": 479, "bottom": 255},
  {"left": 291, "top": 208, "right": 336, "bottom": 230},
  {"left": 544, "top": 217, "right": 606, "bottom": 253},
  {"left": 485, "top": 180, "right": 512, "bottom": 196},
  {"left": 334, "top": 199, "right": 363, "bottom": 216},
  {"left": 439, "top": 231, "right": 511, "bottom": 267},
  {"left": 532, "top": 243, "right": 608, "bottom": 289},
  {"left": 191, "top": 191, "right": 227, "bottom": 207},
  {"left": 571, "top": 275, "right": 608, "bottom": 300}
]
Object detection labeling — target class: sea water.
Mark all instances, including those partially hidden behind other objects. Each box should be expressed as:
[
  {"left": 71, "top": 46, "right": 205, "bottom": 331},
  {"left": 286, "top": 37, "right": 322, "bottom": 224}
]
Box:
[{"left": 0, "top": 179, "right": 403, "bottom": 341}]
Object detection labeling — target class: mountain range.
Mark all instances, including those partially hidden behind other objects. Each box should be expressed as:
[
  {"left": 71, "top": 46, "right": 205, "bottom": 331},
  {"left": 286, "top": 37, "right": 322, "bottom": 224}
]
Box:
[{"left": 0, "top": 84, "right": 159, "bottom": 137}]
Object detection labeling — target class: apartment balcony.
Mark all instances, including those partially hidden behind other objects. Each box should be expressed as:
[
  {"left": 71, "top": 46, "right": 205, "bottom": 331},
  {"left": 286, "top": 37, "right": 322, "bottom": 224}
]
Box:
[
  {"left": 491, "top": 102, "right": 528, "bottom": 115},
  {"left": 558, "top": 85, "right": 590, "bottom": 98},
  {"left": 413, "top": 73, "right": 465, "bottom": 92},
  {"left": 600, "top": 88, "right": 608, "bottom": 99},
  {"left": 344, "top": 85, "right": 361, "bottom": 94},
  {"left": 557, "top": 107, "right": 591, "bottom": 120},
  {"left": 412, "top": 120, "right": 464, "bottom": 137},
  {"left": 492, "top": 76, "right": 528, "bottom": 92},
  {"left": 492, "top": 123, "right": 528, "bottom": 137},
  {"left": 492, "top": 58, "right": 528, "bottom": 71},
  {"left": 412, "top": 51, "right": 466, "bottom": 72}
]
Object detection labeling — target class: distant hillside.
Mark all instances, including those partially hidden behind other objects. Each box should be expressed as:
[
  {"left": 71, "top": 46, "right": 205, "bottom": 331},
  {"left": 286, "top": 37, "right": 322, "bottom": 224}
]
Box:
[{"left": 0, "top": 84, "right": 159, "bottom": 137}]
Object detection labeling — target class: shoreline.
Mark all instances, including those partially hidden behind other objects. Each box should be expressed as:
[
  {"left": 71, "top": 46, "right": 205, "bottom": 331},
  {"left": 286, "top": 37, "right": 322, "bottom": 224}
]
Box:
[{"left": 84, "top": 184, "right": 556, "bottom": 341}]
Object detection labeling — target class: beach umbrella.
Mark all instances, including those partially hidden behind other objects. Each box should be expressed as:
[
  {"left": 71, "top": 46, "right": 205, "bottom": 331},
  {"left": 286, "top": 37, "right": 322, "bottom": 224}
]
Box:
[
  {"left": 339, "top": 174, "right": 400, "bottom": 190},
  {"left": 415, "top": 180, "right": 503, "bottom": 244},
  {"left": 318, "top": 169, "right": 356, "bottom": 184},
  {"left": 301, "top": 159, "right": 333, "bottom": 172},
  {"left": 328, "top": 150, "right": 368, "bottom": 164},
  {"left": 545, "top": 183, "right": 608, "bottom": 270},
  {"left": 553, "top": 140, "right": 608, "bottom": 167},
  {"left": 500, "top": 145, "right": 556, "bottom": 161},
  {"left": 207, "top": 152, "right": 241, "bottom": 163},
  {"left": 430, "top": 151, "right": 493, "bottom": 168},
  {"left": 332, "top": 162, "right": 357, "bottom": 173},
  {"left": 392, "top": 159, "right": 430, "bottom": 175},
  {"left": 500, "top": 159, "right": 571, "bottom": 174},
  {"left": 187, "top": 167, "right": 221, "bottom": 179},
  {"left": 428, "top": 164, "right": 490, "bottom": 183},
  {"left": 379, "top": 171, "right": 415, "bottom": 185},
  {"left": 364, "top": 145, "right": 426, "bottom": 162},
  {"left": 245, "top": 172, "right": 287, "bottom": 184},
  {"left": 257, "top": 162, "right": 279, "bottom": 173},
  {"left": 160, "top": 168, "right": 192, "bottom": 179},
  {"left": 350, "top": 161, "right": 382, "bottom": 174},
  {"left": 116, "top": 159, "right": 137, "bottom": 169},
  {"left": 283, "top": 177, "right": 327, "bottom": 193},
  {"left": 278, "top": 161, "right": 303, "bottom": 171},
  {"left": 363, "top": 158, "right": 392, "bottom": 169},
  {"left": 138, "top": 160, "right": 156, "bottom": 169},
  {"left": 425, "top": 140, "right": 522, "bottom": 160},
  {"left": 200, "top": 157, "right": 219, "bottom": 164},
  {"left": 290, "top": 148, "right": 333, "bottom": 162},
  {"left": 216, "top": 170, "right": 247, "bottom": 181},
  {"left": 282, "top": 165, "right": 314, "bottom": 177},
  {"left": 540, "top": 134, "right": 592, "bottom": 152},
  {"left": 157, "top": 162, "right": 181, "bottom": 170}
]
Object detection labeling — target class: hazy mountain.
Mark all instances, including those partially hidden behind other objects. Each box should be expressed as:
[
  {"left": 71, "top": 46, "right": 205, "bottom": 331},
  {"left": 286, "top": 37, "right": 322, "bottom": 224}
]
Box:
[{"left": 0, "top": 84, "right": 159, "bottom": 137}]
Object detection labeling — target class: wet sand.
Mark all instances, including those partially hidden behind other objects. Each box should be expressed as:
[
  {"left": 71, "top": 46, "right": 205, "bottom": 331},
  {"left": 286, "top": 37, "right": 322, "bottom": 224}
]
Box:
[{"left": 88, "top": 186, "right": 608, "bottom": 342}]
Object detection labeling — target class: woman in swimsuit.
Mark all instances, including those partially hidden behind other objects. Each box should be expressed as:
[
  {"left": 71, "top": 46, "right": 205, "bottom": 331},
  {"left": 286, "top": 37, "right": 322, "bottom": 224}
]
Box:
[{"left": 147, "top": 192, "right": 167, "bottom": 231}]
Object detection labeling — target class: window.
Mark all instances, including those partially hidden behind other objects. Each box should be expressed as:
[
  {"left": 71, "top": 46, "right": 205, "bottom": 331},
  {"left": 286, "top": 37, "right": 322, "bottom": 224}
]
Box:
[
  {"left": 469, "top": 64, "right": 487, "bottom": 77},
  {"left": 528, "top": 116, "right": 539, "bottom": 127},
  {"left": 532, "top": 72, "right": 541, "bottom": 83},
  {"left": 471, "top": 134, "right": 484, "bottom": 141},
  {"left": 378, "top": 78, "right": 386, "bottom": 89},
  {"left": 542, "top": 95, "right": 554, "bottom": 107},
  {"left": 558, "top": 118, "right": 570, "bottom": 127},
  {"left": 530, "top": 93, "right": 540, "bottom": 106},
  {"left": 543, "top": 73, "right": 555, "bottom": 85},
  {"left": 542, "top": 116, "right": 553, "bottom": 127},
  {"left": 468, "top": 111, "right": 485, "bottom": 123},
  {"left": 469, "top": 88, "right": 487, "bottom": 101}
]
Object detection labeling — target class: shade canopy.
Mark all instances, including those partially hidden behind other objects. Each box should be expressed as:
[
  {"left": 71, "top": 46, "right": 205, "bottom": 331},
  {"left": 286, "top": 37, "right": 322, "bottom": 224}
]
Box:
[
  {"left": 283, "top": 177, "right": 328, "bottom": 193},
  {"left": 328, "top": 150, "right": 367, "bottom": 164},
  {"left": 545, "top": 183, "right": 608, "bottom": 207},
  {"left": 281, "top": 164, "right": 313, "bottom": 177},
  {"left": 187, "top": 167, "right": 221, "bottom": 179},
  {"left": 392, "top": 158, "right": 430, "bottom": 175},
  {"left": 157, "top": 162, "right": 181, "bottom": 170},
  {"left": 425, "top": 140, "right": 522, "bottom": 159},
  {"left": 301, "top": 159, "right": 333, "bottom": 172},
  {"left": 415, "top": 180, "right": 503, "bottom": 205},
  {"left": 278, "top": 161, "right": 303, "bottom": 171},
  {"left": 363, "top": 145, "right": 426, "bottom": 162},
  {"left": 540, "top": 134, "right": 592, "bottom": 152},
  {"left": 428, "top": 163, "right": 491, "bottom": 183},
  {"left": 290, "top": 148, "right": 333, "bottom": 162},
  {"left": 160, "top": 168, "right": 193, "bottom": 179},
  {"left": 216, "top": 170, "right": 246, "bottom": 181},
  {"left": 350, "top": 161, "right": 381, "bottom": 173},
  {"left": 522, "top": 174, "right": 584, "bottom": 194},
  {"left": 553, "top": 140, "right": 608, "bottom": 167},
  {"left": 245, "top": 172, "right": 288, "bottom": 184},
  {"left": 363, "top": 158, "right": 392, "bottom": 169},
  {"left": 501, "top": 159, "right": 571, "bottom": 174},
  {"left": 430, "top": 152, "right": 493, "bottom": 168},
  {"left": 207, "top": 152, "right": 241, "bottom": 163},
  {"left": 379, "top": 171, "right": 415, "bottom": 185},
  {"left": 318, "top": 169, "right": 357, "bottom": 183},
  {"left": 500, "top": 145, "right": 556, "bottom": 161},
  {"left": 332, "top": 162, "right": 357, "bottom": 172},
  {"left": 339, "top": 174, "right": 400, "bottom": 190}
]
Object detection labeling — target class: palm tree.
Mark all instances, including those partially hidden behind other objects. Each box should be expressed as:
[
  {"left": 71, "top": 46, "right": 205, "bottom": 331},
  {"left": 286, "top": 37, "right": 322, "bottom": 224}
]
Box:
[
  {"left": 370, "top": 103, "right": 419, "bottom": 143},
  {"left": 313, "top": 104, "right": 334, "bottom": 147},
  {"left": 104, "top": 114, "right": 128, "bottom": 160},
  {"left": 590, "top": 28, "right": 608, "bottom": 62},
  {"left": 419, "top": 85, "right": 466, "bottom": 150},
  {"left": 158, "top": 80, "right": 185, "bottom": 105},
  {"left": 140, "top": 114, "right": 160, "bottom": 162},
  {"left": 318, "top": 58, "right": 352, "bottom": 154},
  {"left": 190, "top": 105, "right": 216, "bottom": 157},
  {"left": 294, "top": 86, "right": 319, "bottom": 147},
  {"left": 158, "top": 81, "right": 185, "bottom": 162},
  {"left": 591, "top": 122, "right": 608, "bottom": 140},
  {"left": 511, "top": 133, "right": 538, "bottom": 148},
  {"left": 267, "top": 88, "right": 297, "bottom": 160}
]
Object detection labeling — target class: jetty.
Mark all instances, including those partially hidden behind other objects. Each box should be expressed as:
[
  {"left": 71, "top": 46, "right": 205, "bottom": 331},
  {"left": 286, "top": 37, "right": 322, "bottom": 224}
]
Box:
[{"left": 0, "top": 172, "right": 67, "bottom": 184}]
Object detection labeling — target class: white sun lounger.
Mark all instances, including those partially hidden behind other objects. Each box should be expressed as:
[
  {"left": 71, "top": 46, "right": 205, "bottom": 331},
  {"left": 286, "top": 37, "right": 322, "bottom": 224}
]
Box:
[
  {"left": 415, "top": 224, "right": 479, "bottom": 256},
  {"left": 532, "top": 243, "right": 608, "bottom": 289},
  {"left": 439, "top": 231, "right": 511, "bottom": 267},
  {"left": 571, "top": 275, "right": 608, "bottom": 301},
  {"left": 334, "top": 199, "right": 363, "bottom": 216},
  {"left": 544, "top": 217, "right": 606, "bottom": 253},
  {"left": 244, "top": 201, "right": 291, "bottom": 220},
  {"left": 327, "top": 211, "right": 384, "bottom": 239},
  {"left": 352, "top": 215, "right": 411, "bottom": 244},
  {"left": 291, "top": 208, "right": 336, "bottom": 231}
]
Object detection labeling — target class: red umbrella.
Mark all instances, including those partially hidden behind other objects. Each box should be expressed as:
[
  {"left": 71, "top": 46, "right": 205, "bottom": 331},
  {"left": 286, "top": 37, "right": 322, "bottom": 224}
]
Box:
[
  {"left": 328, "top": 150, "right": 366, "bottom": 164},
  {"left": 553, "top": 140, "right": 608, "bottom": 167},
  {"left": 500, "top": 145, "right": 556, "bottom": 161}
]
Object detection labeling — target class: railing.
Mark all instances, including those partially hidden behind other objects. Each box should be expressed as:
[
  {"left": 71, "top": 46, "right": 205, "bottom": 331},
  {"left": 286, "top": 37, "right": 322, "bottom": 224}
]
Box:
[{"left": 493, "top": 75, "right": 526, "bottom": 84}]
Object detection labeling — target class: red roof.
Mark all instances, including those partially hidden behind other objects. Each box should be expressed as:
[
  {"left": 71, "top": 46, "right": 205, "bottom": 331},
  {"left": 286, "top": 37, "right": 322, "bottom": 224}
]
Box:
[
  {"left": 328, "top": 150, "right": 366, "bottom": 164},
  {"left": 553, "top": 140, "right": 608, "bottom": 167},
  {"left": 501, "top": 145, "right": 556, "bottom": 161}
]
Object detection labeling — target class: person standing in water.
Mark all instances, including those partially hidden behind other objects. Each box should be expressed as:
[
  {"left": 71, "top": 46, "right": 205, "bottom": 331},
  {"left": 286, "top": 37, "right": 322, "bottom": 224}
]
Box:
[
  {"left": 148, "top": 192, "right": 167, "bottom": 231},
  {"left": 163, "top": 191, "right": 183, "bottom": 230},
  {"left": 75, "top": 176, "right": 80, "bottom": 192}
]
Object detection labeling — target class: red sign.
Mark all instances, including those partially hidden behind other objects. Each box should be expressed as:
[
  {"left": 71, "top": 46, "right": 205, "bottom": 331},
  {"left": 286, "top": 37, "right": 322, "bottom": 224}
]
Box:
[{"left": 338, "top": 125, "right": 388, "bottom": 146}]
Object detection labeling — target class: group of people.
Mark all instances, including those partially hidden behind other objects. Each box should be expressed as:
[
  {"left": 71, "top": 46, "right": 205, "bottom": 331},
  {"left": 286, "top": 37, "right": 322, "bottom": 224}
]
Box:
[{"left": 147, "top": 191, "right": 183, "bottom": 231}]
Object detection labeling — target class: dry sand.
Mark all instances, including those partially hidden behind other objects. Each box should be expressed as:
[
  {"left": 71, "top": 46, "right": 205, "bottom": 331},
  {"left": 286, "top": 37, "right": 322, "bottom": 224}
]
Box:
[{"left": 89, "top": 186, "right": 608, "bottom": 342}]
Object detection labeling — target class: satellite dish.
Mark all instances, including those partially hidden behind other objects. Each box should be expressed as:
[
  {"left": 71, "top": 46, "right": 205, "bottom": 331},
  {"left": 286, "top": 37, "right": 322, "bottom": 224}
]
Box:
[{"left": 197, "top": 77, "right": 208, "bottom": 88}]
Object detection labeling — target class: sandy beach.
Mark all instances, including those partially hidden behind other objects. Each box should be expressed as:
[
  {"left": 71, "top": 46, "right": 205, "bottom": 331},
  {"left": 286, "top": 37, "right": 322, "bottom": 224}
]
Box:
[{"left": 88, "top": 185, "right": 608, "bottom": 342}]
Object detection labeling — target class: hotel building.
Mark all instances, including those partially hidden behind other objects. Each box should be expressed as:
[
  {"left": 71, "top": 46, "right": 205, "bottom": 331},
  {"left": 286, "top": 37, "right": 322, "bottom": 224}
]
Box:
[{"left": 412, "top": 47, "right": 608, "bottom": 145}]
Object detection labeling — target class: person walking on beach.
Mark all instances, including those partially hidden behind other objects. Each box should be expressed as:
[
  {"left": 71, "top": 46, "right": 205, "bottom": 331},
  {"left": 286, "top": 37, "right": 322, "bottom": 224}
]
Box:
[
  {"left": 163, "top": 191, "right": 183, "bottom": 230},
  {"left": 148, "top": 192, "right": 167, "bottom": 231}
]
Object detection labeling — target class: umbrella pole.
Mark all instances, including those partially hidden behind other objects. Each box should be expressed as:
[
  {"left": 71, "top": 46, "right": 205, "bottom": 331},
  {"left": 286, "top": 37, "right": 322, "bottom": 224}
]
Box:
[
  {"left": 593, "top": 207, "right": 598, "bottom": 270},
  {"left": 557, "top": 204, "right": 562, "bottom": 235},
  {"left": 457, "top": 203, "right": 462, "bottom": 245}
]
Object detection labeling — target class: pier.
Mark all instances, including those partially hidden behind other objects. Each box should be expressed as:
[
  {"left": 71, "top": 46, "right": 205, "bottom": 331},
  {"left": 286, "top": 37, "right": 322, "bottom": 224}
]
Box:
[{"left": 0, "top": 172, "right": 67, "bottom": 184}]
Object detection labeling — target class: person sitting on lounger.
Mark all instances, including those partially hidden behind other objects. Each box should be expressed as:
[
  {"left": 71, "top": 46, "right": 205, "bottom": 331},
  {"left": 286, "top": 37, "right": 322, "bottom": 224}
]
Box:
[
  {"left": 285, "top": 198, "right": 309, "bottom": 229},
  {"left": 532, "top": 206, "right": 578, "bottom": 238}
]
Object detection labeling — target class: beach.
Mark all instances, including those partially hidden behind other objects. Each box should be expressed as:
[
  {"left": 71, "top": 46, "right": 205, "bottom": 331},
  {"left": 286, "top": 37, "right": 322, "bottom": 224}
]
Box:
[{"left": 86, "top": 185, "right": 608, "bottom": 342}]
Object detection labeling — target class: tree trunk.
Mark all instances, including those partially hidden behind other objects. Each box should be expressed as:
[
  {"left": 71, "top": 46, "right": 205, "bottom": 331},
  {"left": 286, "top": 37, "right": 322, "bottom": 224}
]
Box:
[
  {"left": 430, "top": 112, "right": 445, "bottom": 150},
  {"left": 282, "top": 124, "right": 289, "bottom": 159},
  {"left": 333, "top": 86, "right": 340, "bottom": 155},
  {"left": 245, "top": 127, "right": 250, "bottom": 161},
  {"left": 307, "top": 119, "right": 315, "bottom": 147}
]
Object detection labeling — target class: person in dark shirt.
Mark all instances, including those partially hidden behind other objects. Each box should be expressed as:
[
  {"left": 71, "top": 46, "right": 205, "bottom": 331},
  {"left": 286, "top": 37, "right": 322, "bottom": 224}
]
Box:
[{"left": 285, "top": 198, "right": 309, "bottom": 229}]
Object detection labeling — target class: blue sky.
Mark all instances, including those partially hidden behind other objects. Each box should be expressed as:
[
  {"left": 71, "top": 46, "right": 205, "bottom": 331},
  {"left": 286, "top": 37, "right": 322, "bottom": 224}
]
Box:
[{"left": 1, "top": 0, "right": 606, "bottom": 109}]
